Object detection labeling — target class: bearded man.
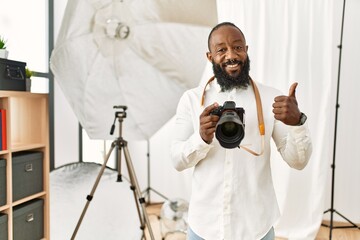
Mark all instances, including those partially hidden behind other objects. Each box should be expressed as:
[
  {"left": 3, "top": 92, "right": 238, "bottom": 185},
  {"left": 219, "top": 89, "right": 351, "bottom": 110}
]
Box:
[{"left": 170, "top": 22, "right": 312, "bottom": 240}]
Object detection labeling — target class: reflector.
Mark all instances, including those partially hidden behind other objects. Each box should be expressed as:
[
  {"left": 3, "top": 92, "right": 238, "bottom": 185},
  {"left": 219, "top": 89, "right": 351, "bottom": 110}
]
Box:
[{"left": 50, "top": 0, "right": 217, "bottom": 140}]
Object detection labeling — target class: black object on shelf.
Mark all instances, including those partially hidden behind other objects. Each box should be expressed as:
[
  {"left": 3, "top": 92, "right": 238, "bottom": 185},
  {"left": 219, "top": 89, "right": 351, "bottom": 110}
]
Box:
[
  {"left": 12, "top": 151, "right": 44, "bottom": 201},
  {"left": 0, "top": 58, "right": 26, "bottom": 91}
]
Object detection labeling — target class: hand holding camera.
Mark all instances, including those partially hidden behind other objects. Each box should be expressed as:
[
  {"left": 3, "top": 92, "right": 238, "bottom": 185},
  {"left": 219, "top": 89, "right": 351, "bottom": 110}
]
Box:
[
  {"left": 200, "top": 101, "right": 245, "bottom": 148},
  {"left": 199, "top": 102, "right": 220, "bottom": 144}
]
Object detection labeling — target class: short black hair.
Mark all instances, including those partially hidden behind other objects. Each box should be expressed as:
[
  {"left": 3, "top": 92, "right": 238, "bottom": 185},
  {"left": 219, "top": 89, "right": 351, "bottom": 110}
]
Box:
[{"left": 207, "top": 22, "right": 246, "bottom": 51}]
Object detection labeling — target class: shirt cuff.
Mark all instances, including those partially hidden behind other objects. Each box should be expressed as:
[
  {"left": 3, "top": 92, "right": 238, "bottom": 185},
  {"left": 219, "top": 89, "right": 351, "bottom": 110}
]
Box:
[{"left": 190, "top": 132, "right": 214, "bottom": 152}]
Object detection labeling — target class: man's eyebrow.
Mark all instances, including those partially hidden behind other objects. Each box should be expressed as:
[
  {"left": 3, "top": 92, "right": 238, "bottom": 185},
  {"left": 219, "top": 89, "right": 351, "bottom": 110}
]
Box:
[{"left": 213, "top": 39, "right": 245, "bottom": 47}]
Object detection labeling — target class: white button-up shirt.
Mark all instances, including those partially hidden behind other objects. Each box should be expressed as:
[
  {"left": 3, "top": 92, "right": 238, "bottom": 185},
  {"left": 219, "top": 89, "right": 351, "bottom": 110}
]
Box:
[{"left": 171, "top": 79, "right": 312, "bottom": 240}]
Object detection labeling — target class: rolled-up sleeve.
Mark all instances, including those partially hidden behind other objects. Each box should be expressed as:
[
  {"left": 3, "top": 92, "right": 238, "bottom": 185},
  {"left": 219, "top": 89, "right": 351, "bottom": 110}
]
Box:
[
  {"left": 272, "top": 119, "right": 312, "bottom": 170},
  {"left": 170, "top": 93, "right": 213, "bottom": 171}
]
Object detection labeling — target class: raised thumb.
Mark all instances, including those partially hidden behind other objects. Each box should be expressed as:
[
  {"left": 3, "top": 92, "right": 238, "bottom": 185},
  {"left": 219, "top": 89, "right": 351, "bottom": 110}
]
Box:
[{"left": 288, "top": 82, "right": 298, "bottom": 98}]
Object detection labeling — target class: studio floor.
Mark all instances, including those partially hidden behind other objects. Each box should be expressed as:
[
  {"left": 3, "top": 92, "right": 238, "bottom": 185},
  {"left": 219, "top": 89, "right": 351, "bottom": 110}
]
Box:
[
  {"left": 49, "top": 163, "right": 359, "bottom": 240},
  {"left": 145, "top": 203, "right": 360, "bottom": 240}
]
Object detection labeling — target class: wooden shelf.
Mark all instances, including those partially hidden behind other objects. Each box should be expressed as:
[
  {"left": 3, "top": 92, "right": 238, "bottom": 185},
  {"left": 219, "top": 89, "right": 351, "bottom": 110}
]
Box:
[{"left": 0, "top": 91, "right": 50, "bottom": 240}]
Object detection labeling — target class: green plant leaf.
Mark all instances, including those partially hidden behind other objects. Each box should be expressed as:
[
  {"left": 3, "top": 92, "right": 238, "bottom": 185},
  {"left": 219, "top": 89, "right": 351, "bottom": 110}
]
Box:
[
  {"left": 26, "top": 67, "right": 33, "bottom": 78},
  {"left": 0, "top": 36, "right": 7, "bottom": 49}
]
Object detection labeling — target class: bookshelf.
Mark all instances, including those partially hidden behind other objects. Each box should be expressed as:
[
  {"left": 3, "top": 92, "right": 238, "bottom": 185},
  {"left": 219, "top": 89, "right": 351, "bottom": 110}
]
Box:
[{"left": 0, "top": 91, "right": 49, "bottom": 240}]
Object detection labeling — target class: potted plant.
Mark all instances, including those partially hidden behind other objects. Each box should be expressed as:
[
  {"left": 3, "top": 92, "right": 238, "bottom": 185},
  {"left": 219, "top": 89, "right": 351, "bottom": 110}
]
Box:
[
  {"left": 0, "top": 36, "right": 9, "bottom": 59},
  {"left": 25, "top": 67, "right": 33, "bottom": 91}
]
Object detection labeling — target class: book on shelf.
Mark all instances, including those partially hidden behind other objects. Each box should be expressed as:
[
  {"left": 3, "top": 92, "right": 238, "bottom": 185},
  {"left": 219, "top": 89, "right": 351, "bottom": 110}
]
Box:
[{"left": 0, "top": 109, "right": 6, "bottom": 150}]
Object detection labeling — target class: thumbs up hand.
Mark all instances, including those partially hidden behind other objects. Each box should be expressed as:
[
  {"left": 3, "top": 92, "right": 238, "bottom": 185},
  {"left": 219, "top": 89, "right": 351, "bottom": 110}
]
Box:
[{"left": 272, "top": 82, "right": 302, "bottom": 125}]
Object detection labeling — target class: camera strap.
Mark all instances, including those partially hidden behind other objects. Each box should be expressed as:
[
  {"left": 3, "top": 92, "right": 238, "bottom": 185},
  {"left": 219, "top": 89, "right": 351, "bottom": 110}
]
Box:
[{"left": 201, "top": 76, "right": 265, "bottom": 156}]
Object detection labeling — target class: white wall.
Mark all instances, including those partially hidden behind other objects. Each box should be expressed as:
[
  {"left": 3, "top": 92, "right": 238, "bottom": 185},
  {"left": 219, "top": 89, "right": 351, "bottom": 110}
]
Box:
[{"left": 53, "top": 0, "right": 79, "bottom": 168}]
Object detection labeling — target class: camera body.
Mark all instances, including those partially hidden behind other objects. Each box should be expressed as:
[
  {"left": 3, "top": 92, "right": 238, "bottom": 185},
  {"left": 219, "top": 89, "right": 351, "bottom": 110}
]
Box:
[
  {"left": 210, "top": 101, "right": 245, "bottom": 149},
  {"left": 211, "top": 101, "right": 245, "bottom": 121}
]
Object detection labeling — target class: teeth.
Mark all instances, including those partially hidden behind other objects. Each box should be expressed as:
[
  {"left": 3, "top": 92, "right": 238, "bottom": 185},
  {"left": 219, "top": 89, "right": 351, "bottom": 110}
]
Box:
[{"left": 227, "top": 64, "right": 238, "bottom": 68}]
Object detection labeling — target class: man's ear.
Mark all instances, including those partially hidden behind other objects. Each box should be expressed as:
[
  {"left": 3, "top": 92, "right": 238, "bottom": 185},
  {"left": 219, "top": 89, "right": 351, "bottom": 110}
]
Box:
[
  {"left": 206, "top": 52, "right": 212, "bottom": 62},
  {"left": 246, "top": 45, "right": 249, "bottom": 52}
]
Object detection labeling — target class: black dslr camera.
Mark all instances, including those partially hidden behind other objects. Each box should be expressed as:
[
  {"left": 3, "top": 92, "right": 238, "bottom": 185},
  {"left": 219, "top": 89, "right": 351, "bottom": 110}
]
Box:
[{"left": 210, "top": 101, "right": 245, "bottom": 149}]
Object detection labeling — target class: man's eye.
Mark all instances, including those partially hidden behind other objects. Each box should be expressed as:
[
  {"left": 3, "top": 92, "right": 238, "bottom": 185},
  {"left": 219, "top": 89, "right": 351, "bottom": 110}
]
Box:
[
  {"left": 235, "top": 46, "right": 243, "bottom": 50},
  {"left": 217, "top": 48, "right": 226, "bottom": 53}
]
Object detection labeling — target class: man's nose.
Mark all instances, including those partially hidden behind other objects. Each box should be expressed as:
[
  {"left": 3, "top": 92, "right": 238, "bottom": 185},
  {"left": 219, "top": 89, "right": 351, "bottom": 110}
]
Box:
[{"left": 225, "top": 48, "right": 237, "bottom": 60}]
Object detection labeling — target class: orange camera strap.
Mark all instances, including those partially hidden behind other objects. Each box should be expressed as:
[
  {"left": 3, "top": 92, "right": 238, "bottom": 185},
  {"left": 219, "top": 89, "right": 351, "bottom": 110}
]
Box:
[{"left": 201, "top": 76, "right": 265, "bottom": 156}]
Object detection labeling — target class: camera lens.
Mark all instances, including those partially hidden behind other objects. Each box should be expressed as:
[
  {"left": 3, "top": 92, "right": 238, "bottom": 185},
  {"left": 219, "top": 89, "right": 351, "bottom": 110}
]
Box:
[
  {"left": 221, "top": 122, "right": 238, "bottom": 137},
  {"left": 215, "top": 111, "right": 245, "bottom": 148}
]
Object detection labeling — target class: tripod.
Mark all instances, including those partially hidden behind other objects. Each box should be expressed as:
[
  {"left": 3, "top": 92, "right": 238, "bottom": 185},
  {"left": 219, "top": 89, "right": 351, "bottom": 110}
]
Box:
[
  {"left": 71, "top": 106, "right": 155, "bottom": 240},
  {"left": 322, "top": 0, "right": 360, "bottom": 238}
]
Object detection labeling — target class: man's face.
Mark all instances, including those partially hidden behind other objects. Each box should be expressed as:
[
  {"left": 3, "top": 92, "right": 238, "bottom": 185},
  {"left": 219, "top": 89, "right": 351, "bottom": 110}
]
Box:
[{"left": 207, "top": 25, "right": 250, "bottom": 90}]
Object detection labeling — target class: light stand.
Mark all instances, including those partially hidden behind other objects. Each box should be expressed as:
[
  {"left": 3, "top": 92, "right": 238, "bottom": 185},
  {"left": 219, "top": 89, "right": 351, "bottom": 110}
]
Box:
[
  {"left": 142, "top": 141, "right": 168, "bottom": 203},
  {"left": 322, "top": 0, "right": 360, "bottom": 238},
  {"left": 71, "top": 106, "right": 155, "bottom": 240}
]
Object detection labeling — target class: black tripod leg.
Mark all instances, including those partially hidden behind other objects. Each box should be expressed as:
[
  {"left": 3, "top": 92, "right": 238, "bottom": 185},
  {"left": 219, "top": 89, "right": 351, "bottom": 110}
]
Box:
[
  {"left": 321, "top": 209, "right": 360, "bottom": 230},
  {"left": 122, "top": 143, "right": 155, "bottom": 240},
  {"left": 143, "top": 141, "right": 168, "bottom": 204},
  {"left": 71, "top": 141, "right": 117, "bottom": 240},
  {"left": 334, "top": 210, "right": 360, "bottom": 229},
  {"left": 116, "top": 145, "right": 123, "bottom": 182}
]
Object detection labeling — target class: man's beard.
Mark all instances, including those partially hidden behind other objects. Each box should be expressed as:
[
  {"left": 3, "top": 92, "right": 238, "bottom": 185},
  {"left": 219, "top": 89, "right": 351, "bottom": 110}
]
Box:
[{"left": 212, "top": 56, "right": 251, "bottom": 91}]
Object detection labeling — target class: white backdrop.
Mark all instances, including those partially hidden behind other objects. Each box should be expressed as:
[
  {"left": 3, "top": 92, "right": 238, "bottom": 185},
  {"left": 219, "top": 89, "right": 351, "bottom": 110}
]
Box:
[{"left": 54, "top": 0, "right": 360, "bottom": 239}]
